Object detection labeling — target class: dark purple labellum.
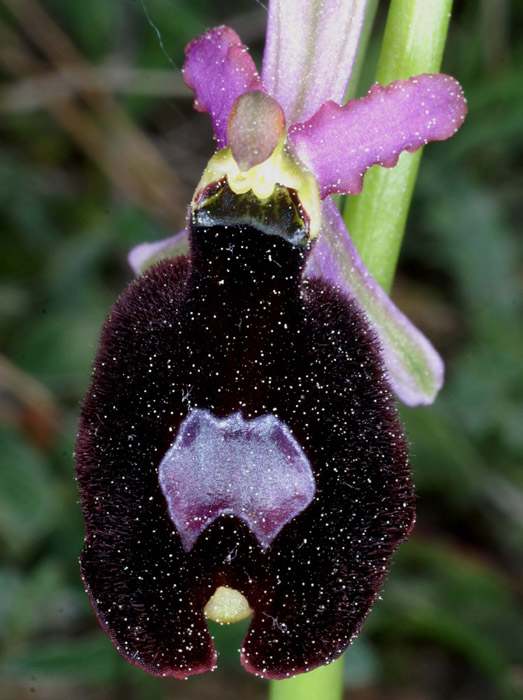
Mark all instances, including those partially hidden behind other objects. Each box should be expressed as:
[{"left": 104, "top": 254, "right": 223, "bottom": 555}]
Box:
[
  {"left": 158, "top": 408, "right": 316, "bottom": 551},
  {"left": 76, "top": 178, "right": 414, "bottom": 680}
]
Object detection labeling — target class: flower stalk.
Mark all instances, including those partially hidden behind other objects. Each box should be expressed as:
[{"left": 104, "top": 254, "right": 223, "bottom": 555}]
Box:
[
  {"left": 345, "top": 0, "right": 455, "bottom": 292},
  {"left": 269, "top": 656, "right": 344, "bottom": 700},
  {"left": 269, "top": 1, "right": 456, "bottom": 698}
]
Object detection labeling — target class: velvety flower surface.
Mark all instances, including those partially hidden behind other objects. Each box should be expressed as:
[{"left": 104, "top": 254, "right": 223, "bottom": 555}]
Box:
[
  {"left": 77, "top": 0, "right": 466, "bottom": 682},
  {"left": 77, "top": 180, "right": 414, "bottom": 678}
]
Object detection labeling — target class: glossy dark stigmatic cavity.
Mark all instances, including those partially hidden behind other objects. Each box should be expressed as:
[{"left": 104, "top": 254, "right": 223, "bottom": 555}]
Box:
[
  {"left": 194, "top": 178, "right": 311, "bottom": 246},
  {"left": 76, "top": 193, "right": 414, "bottom": 679}
]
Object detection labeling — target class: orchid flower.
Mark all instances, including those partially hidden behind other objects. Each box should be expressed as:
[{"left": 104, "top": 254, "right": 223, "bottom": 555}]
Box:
[{"left": 76, "top": 0, "right": 467, "bottom": 683}]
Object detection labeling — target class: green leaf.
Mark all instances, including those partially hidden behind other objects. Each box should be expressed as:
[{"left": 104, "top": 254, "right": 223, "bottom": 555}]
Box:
[
  {"left": 0, "top": 430, "right": 60, "bottom": 558},
  {"left": 1, "top": 634, "right": 123, "bottom": 683}
]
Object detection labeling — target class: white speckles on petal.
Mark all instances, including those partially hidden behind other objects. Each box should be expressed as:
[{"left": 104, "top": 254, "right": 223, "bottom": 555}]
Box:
[
  {"left": 289, "top": 73, "right": 467, "bottom": 197},
  {"left": 183, "top": 26, "right": 265, "bottom": 148}
]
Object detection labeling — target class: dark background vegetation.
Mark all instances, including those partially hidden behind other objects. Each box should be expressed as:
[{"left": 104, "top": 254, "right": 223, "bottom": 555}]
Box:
[{"left": 0, "top": 0, "right": 522, "bottom": 698}]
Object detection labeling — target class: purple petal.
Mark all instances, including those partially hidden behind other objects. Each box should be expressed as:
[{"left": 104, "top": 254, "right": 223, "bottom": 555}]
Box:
[
  {"left": 183, "top": 26, "right": 265, "bottom": 148},
  {"left": 306, "top": 199, "right": 444, "bottom": 405},
  {"left": 159, "top": 409, "right": 315, "bottom": 551},
  {"left": 128, "top": 229, "right": 188, "bottom": 275},
  {"left": 290, "top": 74, "right": 467, "bottom": 197},
  {"left": 262, "top": 0, "right": 367, "bottom": 124}
]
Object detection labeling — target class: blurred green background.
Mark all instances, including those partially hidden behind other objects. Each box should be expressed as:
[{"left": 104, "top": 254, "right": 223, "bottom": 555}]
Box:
[{"left": 0, "top": 0, "right": 522, "bottom": 698}]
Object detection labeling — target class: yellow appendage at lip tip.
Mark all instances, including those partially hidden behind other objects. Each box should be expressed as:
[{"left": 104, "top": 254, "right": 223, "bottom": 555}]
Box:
[{"left": 204, "top": 586, "right": 252, "bottom": 624}]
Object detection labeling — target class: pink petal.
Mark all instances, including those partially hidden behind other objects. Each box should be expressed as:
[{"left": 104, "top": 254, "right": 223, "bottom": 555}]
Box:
[
  {"left": 262, "top": 0, "right": 366, "bottom": 125},
  {"left": 290, "top": 74, "right": 467, "bottom": 197},
  {"left": 306, "top": 199, "right": 444, "bottom": 406},
  {"left": 128, "top": 230, "right": 188, "bottom": 275},
  {"left": 183, "top": 26, "right": 265, "bottom": 148}
]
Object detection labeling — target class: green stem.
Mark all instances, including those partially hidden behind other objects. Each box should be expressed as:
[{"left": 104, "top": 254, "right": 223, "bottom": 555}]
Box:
[
  {"left": 269, "top": 657, "right": 344, "bottom": 700},
  {"left": 344, "top": 0, "right": 454, "bottom": 291}
]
